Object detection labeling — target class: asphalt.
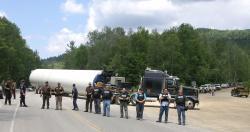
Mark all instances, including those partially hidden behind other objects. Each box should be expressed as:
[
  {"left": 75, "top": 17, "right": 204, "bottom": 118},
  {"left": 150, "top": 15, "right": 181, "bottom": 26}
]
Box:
[{"left": 0, "top": 92, "right": 210, "bottom": 132}]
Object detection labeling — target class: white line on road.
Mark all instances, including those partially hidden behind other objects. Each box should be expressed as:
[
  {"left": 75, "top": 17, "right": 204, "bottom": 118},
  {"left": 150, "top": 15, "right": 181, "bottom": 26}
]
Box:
[{"left": 10, "top": 103, "right": 19, "bottom": 132}]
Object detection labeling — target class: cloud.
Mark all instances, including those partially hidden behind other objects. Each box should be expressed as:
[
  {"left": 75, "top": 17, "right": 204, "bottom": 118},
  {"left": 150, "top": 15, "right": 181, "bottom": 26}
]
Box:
[
  {"left": 0, "top": 11, "right": 7, "bottom": 18},
  {"left": 87, "top": 0, "right": 250, "bottom": 31},
  {"left": 47, "top": 28, "right": 86, "bottom": 55},
  {"left": 61, "top": 0, "right": 84, "bottom": 14}
]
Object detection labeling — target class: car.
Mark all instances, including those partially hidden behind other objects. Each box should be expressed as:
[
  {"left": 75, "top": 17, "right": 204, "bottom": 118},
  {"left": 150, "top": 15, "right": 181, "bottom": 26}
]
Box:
[
  {"left": 214, "top": 84, "right": 221, "bottom": 90},
  {"left": 221, "top": 83, "right": 229, "bottom": 88},
  {"left": 0, "top": 86, "right": 3, "bottom": 99},
  {"left": 231, "top": 87, "right": 249, "bottom": 98}
]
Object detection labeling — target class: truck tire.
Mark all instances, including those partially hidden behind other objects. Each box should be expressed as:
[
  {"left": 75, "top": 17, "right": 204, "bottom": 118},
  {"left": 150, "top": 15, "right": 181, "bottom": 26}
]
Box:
[{"left": 186, "top": 99, "right": 195, "bottom": 109}]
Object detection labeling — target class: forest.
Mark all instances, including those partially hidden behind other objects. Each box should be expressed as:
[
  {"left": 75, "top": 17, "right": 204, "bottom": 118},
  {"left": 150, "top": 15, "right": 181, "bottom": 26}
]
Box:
[
  {"left": 1, "top": 16, "right": 249, "bottom": 86},
  {"left": 0, "top": 17, "right": 40, "bottom": 82},
  {"left": 42, "top": 25, "right": 250, "bottom": 86}
]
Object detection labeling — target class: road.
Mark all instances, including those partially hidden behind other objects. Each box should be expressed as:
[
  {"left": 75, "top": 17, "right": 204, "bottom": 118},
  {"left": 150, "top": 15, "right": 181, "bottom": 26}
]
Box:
[{"left": 0, "top": 91, "right": 210, "bottom": 132}]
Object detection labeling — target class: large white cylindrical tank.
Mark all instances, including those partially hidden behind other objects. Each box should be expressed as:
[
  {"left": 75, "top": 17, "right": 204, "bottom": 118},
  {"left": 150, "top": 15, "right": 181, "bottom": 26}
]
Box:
[{"left": 29, "top": 69, "right": 103, "bottom": 95}]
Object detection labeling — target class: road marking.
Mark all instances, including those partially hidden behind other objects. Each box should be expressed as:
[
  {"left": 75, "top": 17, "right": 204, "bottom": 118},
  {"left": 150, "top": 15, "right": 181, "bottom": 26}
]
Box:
[
  {"left": 10, "top": 103, "right": 19, "bottom": 132},
  {"left": 65, "top": 105, "right": 103, "bottom": 132}
]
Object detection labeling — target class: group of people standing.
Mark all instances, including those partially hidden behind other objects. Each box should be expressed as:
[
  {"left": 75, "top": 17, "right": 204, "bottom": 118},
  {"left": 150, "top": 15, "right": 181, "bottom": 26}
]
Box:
[
  {"left": 1, "top": 79, "right": 28, "bottom": 107},
  {"left": 2, "top": 80, "right": 186, "bottom": 125}
]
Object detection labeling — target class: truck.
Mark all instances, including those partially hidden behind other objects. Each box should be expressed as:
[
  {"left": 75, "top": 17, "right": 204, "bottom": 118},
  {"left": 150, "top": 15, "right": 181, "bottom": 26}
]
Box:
[
  {"left": 135, "top": 69, "right": 199, "bottom": 109},
  {"left": 231, "top": 86, "right": 249, "bottom": 98}
]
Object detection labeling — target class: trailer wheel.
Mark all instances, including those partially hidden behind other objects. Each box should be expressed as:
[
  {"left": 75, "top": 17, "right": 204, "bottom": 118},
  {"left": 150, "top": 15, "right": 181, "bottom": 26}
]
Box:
[{"left": 186, "top": 99, "right": 195, "bottom": 109}]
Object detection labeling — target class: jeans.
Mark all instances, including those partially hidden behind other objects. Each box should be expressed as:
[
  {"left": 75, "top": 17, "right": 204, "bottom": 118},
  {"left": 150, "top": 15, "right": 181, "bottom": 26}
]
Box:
[
  {"left": 20, "top": 94, "right": 26, "bottom": 106},
  {"left": 120, "top": 101, "right": 128, "bottom": 118},
  {"left": 5, "top": 91, "right": 12, "bottom": 105},
  {"left": 94, "top": 98, "right": 101, "bottom": 114},
  {"left": 73, "top": 98, "right": 78, "bottom": 110},
  {"left": 136, "top": 103, "right": 144, "bottom": 119},
  {"left": 103, "top": 100, "right": 111, "bottom": 117},
  {"left": 177, "top": 105, "right": 186, "bottom": 125},
  {"left": 158, "top": 106, "right": 169, "bottom": 122}
]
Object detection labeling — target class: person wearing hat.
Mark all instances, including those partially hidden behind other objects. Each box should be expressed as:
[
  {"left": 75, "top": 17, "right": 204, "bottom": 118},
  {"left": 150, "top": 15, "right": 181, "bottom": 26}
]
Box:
[
  {"left": 156, "top": 88, "right": 171, "bottom": 123},
  {"left": 4, "top": 80, "right": 12, "bottom": 105},
  {"left": 72, "top": 84, "right": 79, "bottom": 111},
  {"left": 19, "top": 80, "right": 28, "bottom": 107},
  {"left": 55, "top": 83, "right": 64, "bottom": 110},
  {"left": 101, "top": 86, "right": 113, "bottom": 117},
  {"left": 40, "top": 81, "right": 51, "bottom": 109},
  {"left": 92, "top": 82, "right": 103, "bottom": 114},
  {"left": 119, "top": 88, "right": 130, "bottom": 119},
  {"left": 175, "top": 86, "right": 187, "bottom": 125},
  {"left": 135, "top": 88, "right": 146, "bottom": 120},
  {"left": 84, "top": 82, "right": 93, "bottom": 112}
]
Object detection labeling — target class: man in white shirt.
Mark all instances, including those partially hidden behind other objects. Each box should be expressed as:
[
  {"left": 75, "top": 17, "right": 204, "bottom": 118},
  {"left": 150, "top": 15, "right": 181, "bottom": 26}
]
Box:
[{"left": 156, "top": 88, "right": 171, "bottom": 123}]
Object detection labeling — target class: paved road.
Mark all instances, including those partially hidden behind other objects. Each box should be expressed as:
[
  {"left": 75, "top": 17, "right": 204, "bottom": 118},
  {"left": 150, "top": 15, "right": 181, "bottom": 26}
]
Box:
[{"left": 0, "top": 92, "right": 210, "bottom": 132}]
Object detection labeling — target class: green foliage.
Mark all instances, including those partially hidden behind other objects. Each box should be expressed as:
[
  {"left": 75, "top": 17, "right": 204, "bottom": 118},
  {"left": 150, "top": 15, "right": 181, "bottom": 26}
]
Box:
[
  {"left": 0, "top": 17, "right": 41, "bottom": 81},
  {"left": 42, "top": 24, "right": 250, "bottom": 86}
]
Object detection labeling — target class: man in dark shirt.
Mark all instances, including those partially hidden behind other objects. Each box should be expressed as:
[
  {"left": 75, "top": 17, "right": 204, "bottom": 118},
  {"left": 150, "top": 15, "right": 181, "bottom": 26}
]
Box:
[
  {"left": 72, "top": 84, "right": 79, "bottom": 111},
  {"left": 92, "top": 82, "right": 103, "bottom": 114},
  {"left": 101, "top": 86, "right": 113, "bottom": 117},
  {"left": 20, "top": 80, "right": 28, "bottom": 107},
  {"left": 175, "top": 88, "right": 187, "bottom": 125},
  {"left": 119, "top": 88, "right": 130, "bottom": 119},
  {"left": 84, "top": 82, "right": 93, "bottom": 112}
]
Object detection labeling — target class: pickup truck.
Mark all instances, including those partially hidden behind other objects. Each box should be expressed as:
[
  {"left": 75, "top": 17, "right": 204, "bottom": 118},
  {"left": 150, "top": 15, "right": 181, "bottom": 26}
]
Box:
[{"left": 231, "top": 87, "right": 249, "bottom": 98}]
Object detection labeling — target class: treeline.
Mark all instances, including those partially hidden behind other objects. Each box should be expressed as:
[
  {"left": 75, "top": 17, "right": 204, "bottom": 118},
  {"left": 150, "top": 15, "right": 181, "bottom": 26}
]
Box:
[
  {"left": 46, "top": 24, "right": 250, "bottom": 86},
  {"left": 0, "top": 17, "right": 41, "bottom": 81}
]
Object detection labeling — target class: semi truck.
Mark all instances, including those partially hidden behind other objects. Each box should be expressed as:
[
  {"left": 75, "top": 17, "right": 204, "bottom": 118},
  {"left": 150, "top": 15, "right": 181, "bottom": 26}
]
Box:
[{"left": 137, "top": 69, "right": 199, "bottom": 109}]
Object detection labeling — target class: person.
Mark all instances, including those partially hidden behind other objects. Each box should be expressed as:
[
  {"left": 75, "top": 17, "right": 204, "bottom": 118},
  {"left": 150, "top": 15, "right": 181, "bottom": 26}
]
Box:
[
  {"left": 12, "top": 81, "right": 16, "bottom": 99},
  {"left": 72, "top": 84, "right": 79, "bottom": 111},
  {"left": 101, "top": 86, "right": 113, "bottom": 117},
  {"left": 156, "top": 88, "right": 171, "bottom": 123},
  {"left": 119, "top": 88, "right": 130, "bottom": 119},
  {"left": 135, "top": 88, "right": 146, "bottom": 120},
  {"left": 211, "top": 88, "right": 215, "bottom": 96},
  {"left": 84, "top": 82, "right": 93, "bottom": 112},
  {"left": 55, "top": 83, "right": 64, "bottom": 110},
  {"left": 40, "top": 81, "right": 51, "bottom": 109},
  {"left": 4, "top": 80, "right": 12, "bottom": 105},
  {"left": 175, "top": 88, "right": 187, "bottom": 125},
  {"left": 19, "top": 80, "right": 28, "bottom": 107},
  {"left": 92, "top": 82, "right": 103, "bottom": 114}
]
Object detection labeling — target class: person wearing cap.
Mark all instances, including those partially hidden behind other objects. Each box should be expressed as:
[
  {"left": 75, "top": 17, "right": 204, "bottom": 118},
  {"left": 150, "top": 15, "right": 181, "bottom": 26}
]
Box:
[
  {"left": 19, "top": 80, "right": 28, "bottom": 107},
  {"left": 72, "top": 84, "right": 79, "bottom": 111},
  {"left": 156, "top": 88, "right": 171, "bottom": 123},
  {"left": 84, "top": 82, "right": 93, "bottom": 112},
  {"left": 92, "top": 82, "right": 103, "bottom": 114},
  {"left": 119, "top": 88, "right": 130, "bottom": 119},
  {"left": 101, "top": 86, "right": 113, "bottom": 117},
  {"left": 40, "top": 81, "right": 51, "bottom": 109},
  {"left": 175, "top": 86, "right": 187, "bottom": 125},
  {"left": 135, "top": 88, "right": 146, "bottom": 120},
  {"left": 55, "top": 83, "right": 64, "bottom": 110}
]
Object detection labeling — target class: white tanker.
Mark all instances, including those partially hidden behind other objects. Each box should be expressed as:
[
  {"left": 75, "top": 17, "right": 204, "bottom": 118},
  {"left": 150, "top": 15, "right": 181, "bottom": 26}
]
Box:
[{"left": 29, "top": 69, "right": 108, "bottom": 95}]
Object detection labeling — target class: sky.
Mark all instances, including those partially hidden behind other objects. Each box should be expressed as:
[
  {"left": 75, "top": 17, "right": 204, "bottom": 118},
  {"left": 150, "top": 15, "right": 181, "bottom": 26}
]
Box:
[{"left": 0, "top": 0, "right": 250, "bottom": 58}]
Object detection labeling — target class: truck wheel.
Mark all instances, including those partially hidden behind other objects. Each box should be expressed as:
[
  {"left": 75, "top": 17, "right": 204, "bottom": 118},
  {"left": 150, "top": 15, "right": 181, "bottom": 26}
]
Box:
[{"left": 186, "top": 99, "right": 195, "bottom": 109}]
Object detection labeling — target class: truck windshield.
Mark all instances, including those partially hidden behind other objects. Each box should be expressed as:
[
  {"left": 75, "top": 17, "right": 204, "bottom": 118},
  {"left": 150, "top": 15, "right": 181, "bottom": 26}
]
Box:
[
  {"left": 142, "top": 78, "right": 163, "bottom": 97},
  {"left": 183, "top": 88, "right": 197, "bottom": 96}
]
